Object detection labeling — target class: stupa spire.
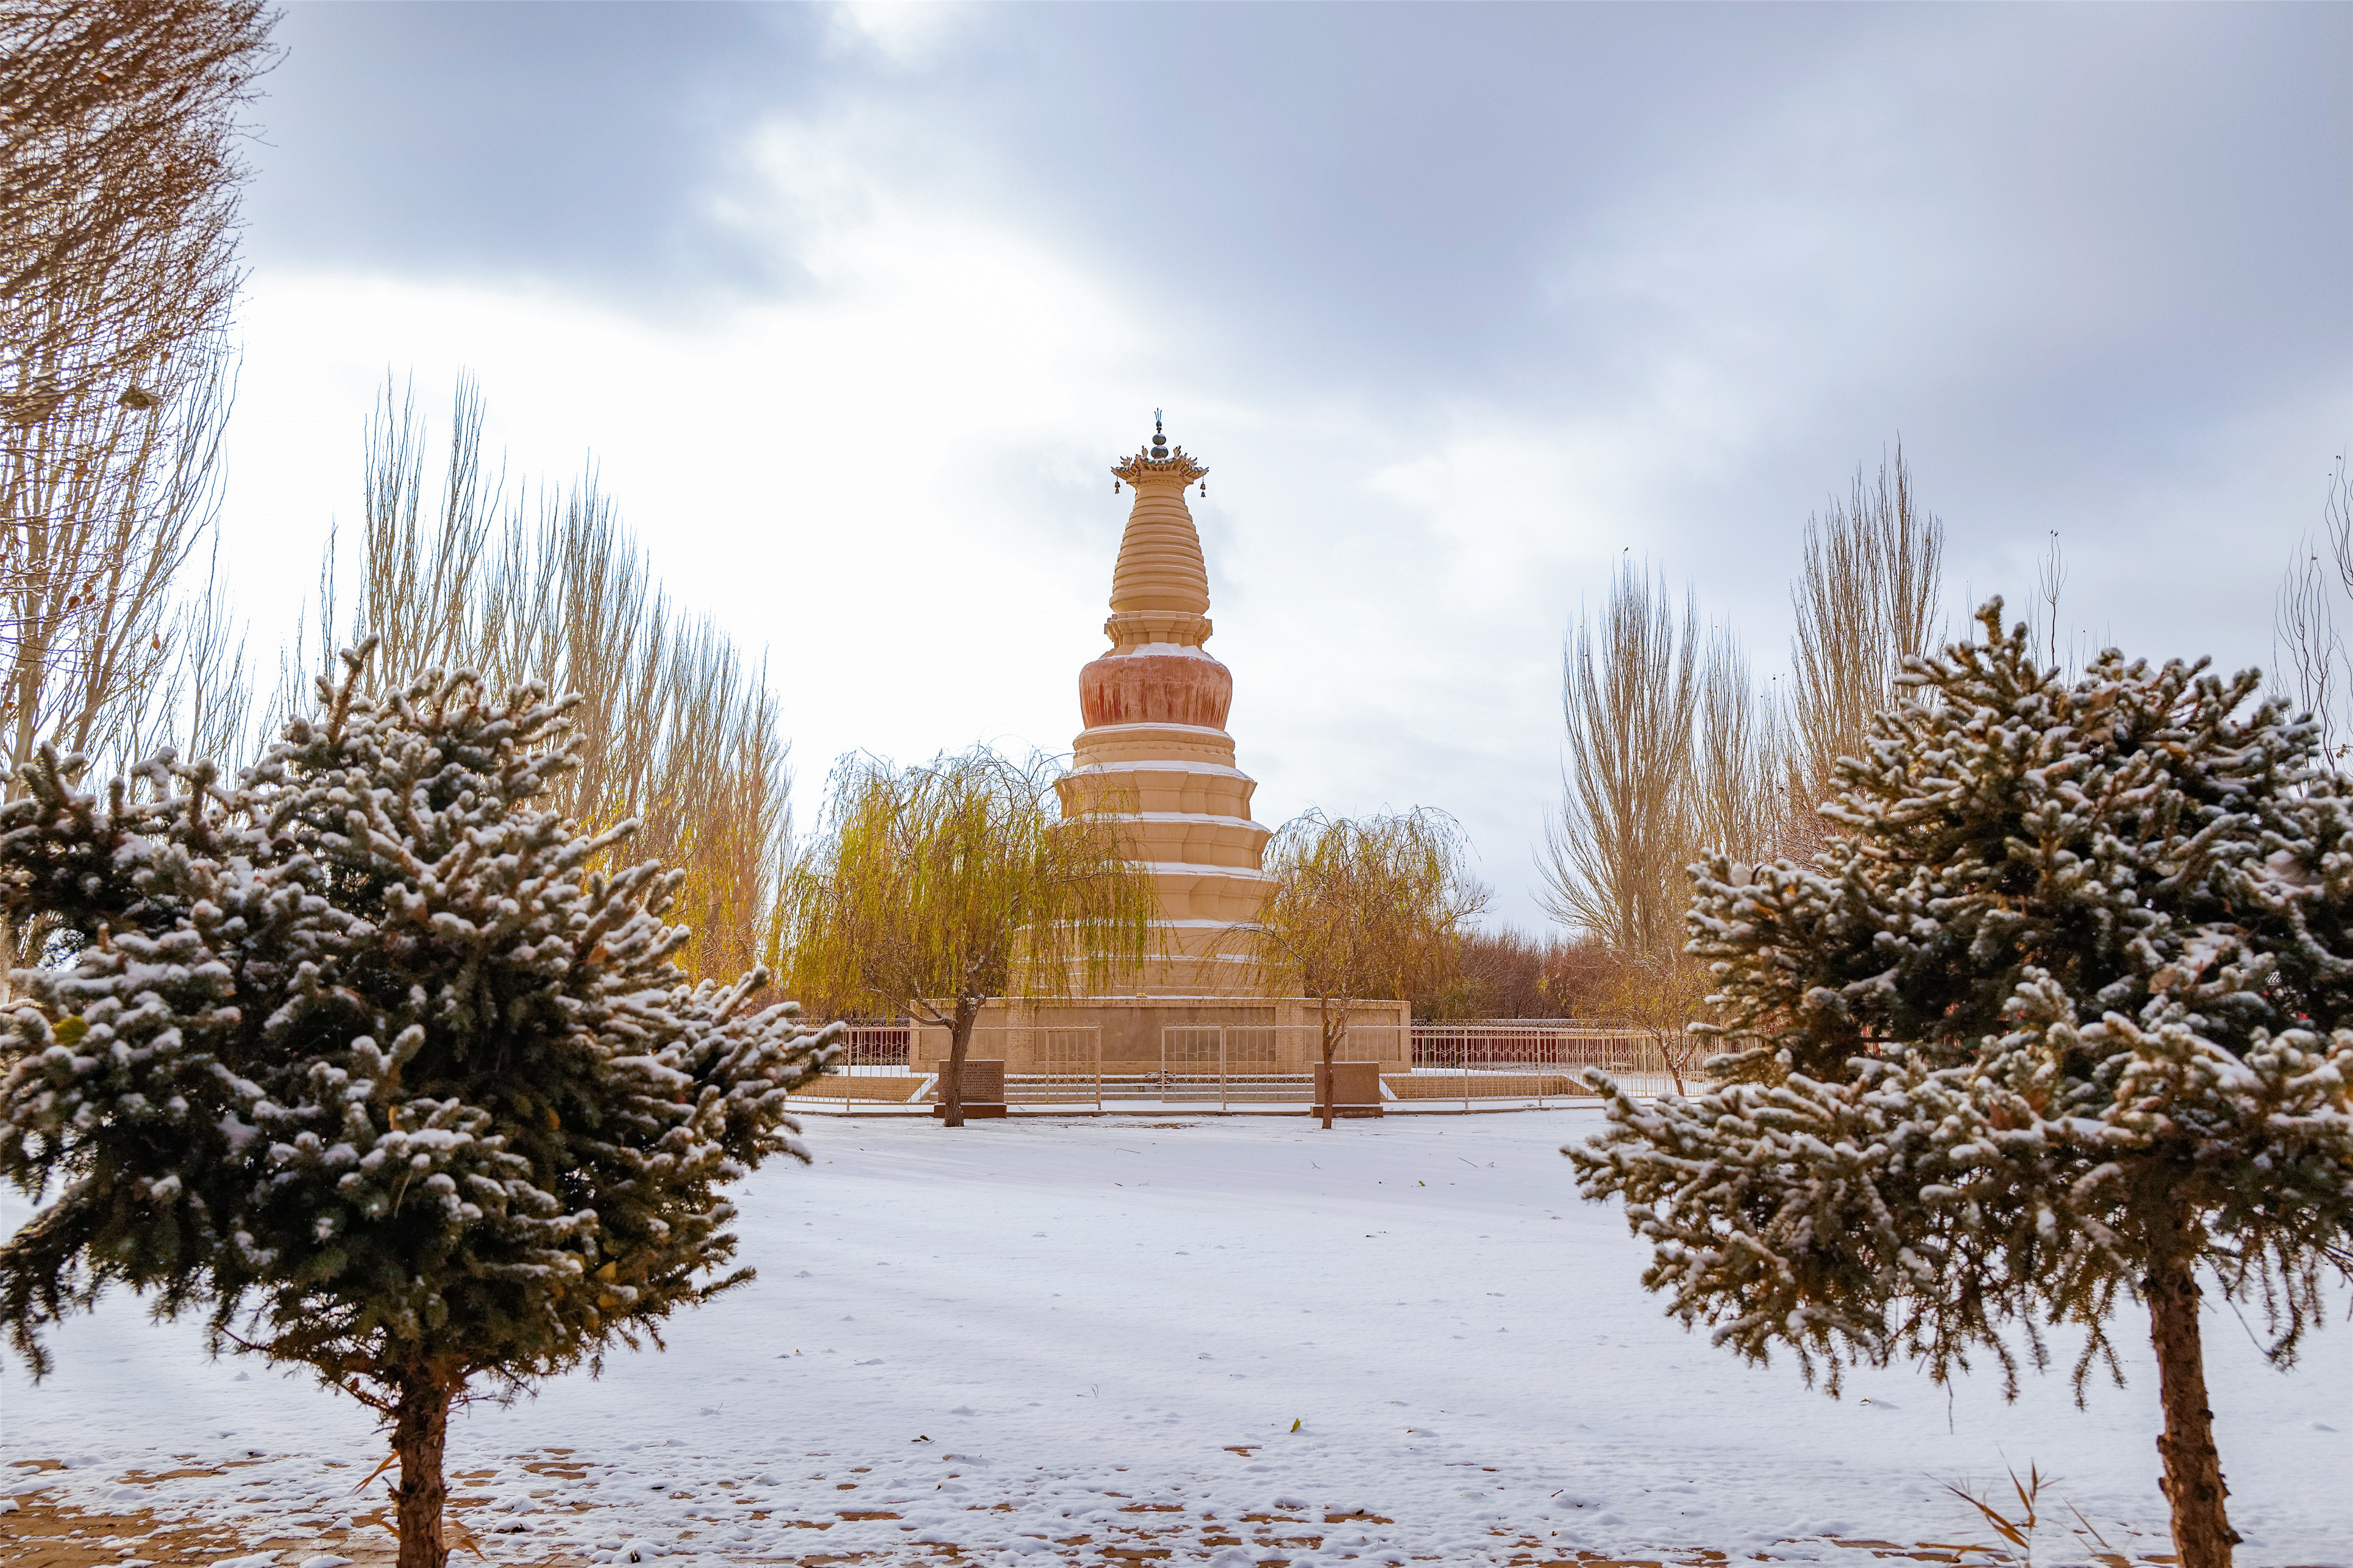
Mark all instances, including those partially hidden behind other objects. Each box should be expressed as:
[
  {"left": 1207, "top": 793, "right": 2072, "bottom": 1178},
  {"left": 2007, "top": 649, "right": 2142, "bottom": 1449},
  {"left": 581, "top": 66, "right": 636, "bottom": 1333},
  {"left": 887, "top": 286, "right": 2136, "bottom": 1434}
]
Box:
[
  {"left": 1105, "top": 413, "right": 1212, "bottom": 652},
  {"left": 1111, "top": 409, "right": 1209, "bottom": 491}
]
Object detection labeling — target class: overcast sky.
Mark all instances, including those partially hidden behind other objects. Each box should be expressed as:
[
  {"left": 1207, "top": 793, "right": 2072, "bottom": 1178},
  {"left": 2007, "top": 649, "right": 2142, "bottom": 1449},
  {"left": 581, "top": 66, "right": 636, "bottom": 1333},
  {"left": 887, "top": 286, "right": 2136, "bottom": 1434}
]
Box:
[{"left": 215, "top": 1, "right": 2352, "bottom": 932}]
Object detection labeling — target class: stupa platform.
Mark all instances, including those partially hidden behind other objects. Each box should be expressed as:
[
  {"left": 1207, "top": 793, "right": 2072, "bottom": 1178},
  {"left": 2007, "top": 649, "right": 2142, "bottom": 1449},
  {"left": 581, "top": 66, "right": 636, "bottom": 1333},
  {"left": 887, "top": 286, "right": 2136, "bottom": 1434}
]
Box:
[{"left": 908, "top": 995, "right": 1412, "bottom": 1077}]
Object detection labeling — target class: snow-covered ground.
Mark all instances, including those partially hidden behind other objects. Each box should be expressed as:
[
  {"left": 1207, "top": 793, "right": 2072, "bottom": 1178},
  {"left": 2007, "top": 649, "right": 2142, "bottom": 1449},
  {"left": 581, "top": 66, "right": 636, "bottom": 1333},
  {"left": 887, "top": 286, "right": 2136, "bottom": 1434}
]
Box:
[{"left": 5, "top": 1110, "right": 2347, "bottom": 1566}]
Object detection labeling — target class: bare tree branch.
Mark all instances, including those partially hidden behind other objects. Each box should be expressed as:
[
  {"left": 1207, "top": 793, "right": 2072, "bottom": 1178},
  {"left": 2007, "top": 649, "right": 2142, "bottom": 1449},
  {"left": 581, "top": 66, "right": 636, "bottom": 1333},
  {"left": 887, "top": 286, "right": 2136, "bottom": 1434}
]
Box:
[{"left": 2276, "top": 455, "right": 2352, "bottom": 768}]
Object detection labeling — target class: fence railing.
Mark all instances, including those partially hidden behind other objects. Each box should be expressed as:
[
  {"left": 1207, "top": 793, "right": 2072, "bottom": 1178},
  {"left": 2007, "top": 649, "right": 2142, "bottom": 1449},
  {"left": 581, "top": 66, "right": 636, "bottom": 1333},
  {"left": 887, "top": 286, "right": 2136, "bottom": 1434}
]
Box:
[
  {"left": 1409, "top": 1021, "right": 1653, "bottom": 1069},
  {"left": 830, "top": 1024, "right": 912, "bottom": 1071},
  {"left": 1409, "top": 1022, "right": 1688, "bottom": 1099},
  {"left": 1011, "top": 1026, "right": 1109, "bottom": 1109},
  {"left": 1146, "top": 1026, "right": 1317, "bottom": 1109}
]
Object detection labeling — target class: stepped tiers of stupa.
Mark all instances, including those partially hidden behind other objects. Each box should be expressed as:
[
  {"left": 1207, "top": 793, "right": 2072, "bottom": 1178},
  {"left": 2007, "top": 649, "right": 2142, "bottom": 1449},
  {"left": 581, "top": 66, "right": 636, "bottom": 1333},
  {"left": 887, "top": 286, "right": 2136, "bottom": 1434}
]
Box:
[
  {"left": 908, "top": 417, "right": 1408, "bottom": 1078},
  {"left": 1056, "top": 416, "right": 1271, "bottom": 995}
]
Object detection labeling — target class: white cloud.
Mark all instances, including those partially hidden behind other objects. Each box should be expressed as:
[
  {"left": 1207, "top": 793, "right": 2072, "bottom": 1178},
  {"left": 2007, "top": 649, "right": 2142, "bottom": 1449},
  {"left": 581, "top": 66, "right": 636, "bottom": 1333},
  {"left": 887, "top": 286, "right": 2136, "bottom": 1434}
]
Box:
[{"left": 824, "top": 1, "right": 966, "bottom": 69}]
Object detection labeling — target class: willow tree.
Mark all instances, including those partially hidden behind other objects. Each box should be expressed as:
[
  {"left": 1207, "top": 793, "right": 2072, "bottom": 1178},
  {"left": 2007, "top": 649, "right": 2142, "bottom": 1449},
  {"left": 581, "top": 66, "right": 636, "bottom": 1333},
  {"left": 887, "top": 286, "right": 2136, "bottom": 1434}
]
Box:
[
  {"left": 0, "top": 645, "right": 833, "bottom": 1568},
  {"left": 1259, "top": 808, "right": 1489, "bottom": 1129},
  {"left": 1571, "top": 604, "right": 2353, "bottom": 1568},
  {"left": 781, "top": 748, "right": 1156, "bottom": 1127}
]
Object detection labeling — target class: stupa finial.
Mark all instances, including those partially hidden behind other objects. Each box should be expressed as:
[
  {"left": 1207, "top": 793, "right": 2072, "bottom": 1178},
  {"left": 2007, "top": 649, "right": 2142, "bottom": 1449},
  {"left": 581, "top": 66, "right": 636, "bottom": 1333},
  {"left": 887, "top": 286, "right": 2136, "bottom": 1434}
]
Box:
[{"left": 1113, "top": 408, "right": 1206, "bottom": 487}]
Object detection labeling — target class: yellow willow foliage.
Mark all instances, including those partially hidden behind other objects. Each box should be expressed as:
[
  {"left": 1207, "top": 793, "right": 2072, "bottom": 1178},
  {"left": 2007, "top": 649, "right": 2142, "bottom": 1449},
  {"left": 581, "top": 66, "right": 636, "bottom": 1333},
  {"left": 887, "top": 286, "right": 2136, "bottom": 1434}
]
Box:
[
  {"left": 1258, "top": 807, "right": 1489, "bottom": 1054},
  {"left": 780, "top": 748, "right": 1157, "bottom": 1029}
]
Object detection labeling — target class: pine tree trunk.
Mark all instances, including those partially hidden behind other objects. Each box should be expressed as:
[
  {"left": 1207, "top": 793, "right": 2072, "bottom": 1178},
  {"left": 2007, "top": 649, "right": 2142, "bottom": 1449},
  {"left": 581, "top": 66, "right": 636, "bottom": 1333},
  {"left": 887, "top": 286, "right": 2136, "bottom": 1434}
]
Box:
[
  {"left": 391, "top": 1367, "right": 454, "bottom": 1568},
  {"left": 2145, "top": 1193, "right": 2237, "bottom": 1568},
  {"left": 942, "top": 1001, "right": 972, "bottom": 1129}
]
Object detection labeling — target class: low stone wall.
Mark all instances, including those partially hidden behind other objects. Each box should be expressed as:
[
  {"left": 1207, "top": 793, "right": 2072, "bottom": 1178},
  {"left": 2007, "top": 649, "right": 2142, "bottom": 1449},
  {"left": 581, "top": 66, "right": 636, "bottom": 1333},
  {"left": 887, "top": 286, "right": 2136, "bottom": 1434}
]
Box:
[
  {"left": 790, "top": 1068, "right": 1615, "bottom": 1109},
  {"left": 796, "top": 1075, "right": 925, "bottom": 1102},
  {"left": 1383, "top": 1073, "right": 1593, "bottom": 1100}
]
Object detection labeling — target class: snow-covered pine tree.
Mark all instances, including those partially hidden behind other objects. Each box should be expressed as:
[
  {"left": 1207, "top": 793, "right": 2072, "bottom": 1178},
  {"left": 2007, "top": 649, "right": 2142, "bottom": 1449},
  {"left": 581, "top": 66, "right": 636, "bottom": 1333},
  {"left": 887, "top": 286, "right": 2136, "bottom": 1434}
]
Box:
[
  {"left": 1569, "top": 602, "right": 2353, "bottom": 1568},
  {"left": 0, "top": 644, "right": 838, "bottom": 1568}
]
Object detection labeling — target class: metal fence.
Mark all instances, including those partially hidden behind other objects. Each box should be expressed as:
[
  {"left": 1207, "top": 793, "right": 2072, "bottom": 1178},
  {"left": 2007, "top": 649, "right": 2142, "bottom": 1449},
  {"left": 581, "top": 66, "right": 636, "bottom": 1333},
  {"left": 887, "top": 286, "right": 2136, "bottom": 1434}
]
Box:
[
  {"left": 1010, "top": 1026, "right": 1111, "bottom": 1109},
  {"left": 1408, "top": 1021, "right": 1684, "bottom": 1100},
  {"left": 1150, "top": 1026, "right": 1309, "bottom": 1108},
  {"left": 831, "top": 1024, "right": 911, "bottom": 1070}
]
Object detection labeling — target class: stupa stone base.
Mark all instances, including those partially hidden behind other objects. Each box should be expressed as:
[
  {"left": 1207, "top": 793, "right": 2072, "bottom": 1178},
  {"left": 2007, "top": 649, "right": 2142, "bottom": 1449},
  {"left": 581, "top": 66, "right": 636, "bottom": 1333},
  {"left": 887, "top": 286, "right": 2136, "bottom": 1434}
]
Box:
[{"left": 910, "top": 995, "right": 1409, "bottom": 1076}]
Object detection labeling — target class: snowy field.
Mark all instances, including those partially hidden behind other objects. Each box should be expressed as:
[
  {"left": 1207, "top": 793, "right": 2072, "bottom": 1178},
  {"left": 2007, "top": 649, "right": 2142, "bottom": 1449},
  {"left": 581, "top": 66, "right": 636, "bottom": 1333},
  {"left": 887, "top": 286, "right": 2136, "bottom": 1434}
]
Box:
[{"left": 4, "top": 1110, "right": 2347, "bottom": 1566}]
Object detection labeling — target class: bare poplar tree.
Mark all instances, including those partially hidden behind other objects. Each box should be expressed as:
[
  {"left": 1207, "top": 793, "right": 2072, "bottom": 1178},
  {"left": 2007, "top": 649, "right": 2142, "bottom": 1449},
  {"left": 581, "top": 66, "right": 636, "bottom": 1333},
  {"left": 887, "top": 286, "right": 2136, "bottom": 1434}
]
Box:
[
  {"left": 1, "top": 1, "right": 272, "bottom": 408},
  {"left": 2, "top": 0, "right": 274, "bottom": 744},
  {"left": 2, "top": 355, "right": 232, "bottom": 778},
  {"left": 1545, "top": 573, "right": 1789, "bottom": 932},
  {"left": 1692, "top": 628, "right": 1790, "bottom": 868},
  {"left": 2, "top": 1, "right": 276, "bottom": 972},
  {"left": 1541, "top": 562, "right": 1701, "bottom": 957},
  {"left": 1544, "top": 566, "right": 1789, "bottom": 1085},
  {"left": 313, "top": 378, "right": 797, "bottom": 985},
  {"left": 353, "top": 377, "right": 499, "bottom": 686},
  {"left": 115, "top": 536, "right": 259, "bottom": 769},
  {"left": 1786, "top": 444, "right": 1944, "bottom": 840}
]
